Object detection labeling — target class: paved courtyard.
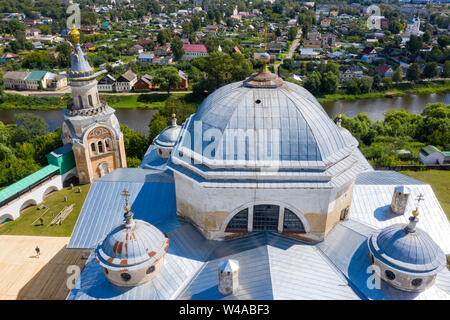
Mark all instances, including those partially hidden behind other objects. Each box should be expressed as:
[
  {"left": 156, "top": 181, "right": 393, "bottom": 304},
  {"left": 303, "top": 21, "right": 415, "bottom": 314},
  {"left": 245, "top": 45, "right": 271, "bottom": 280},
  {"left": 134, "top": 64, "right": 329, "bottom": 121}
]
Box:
[{"left": 0, "top": 235, "right": 88, "bottom": 300}]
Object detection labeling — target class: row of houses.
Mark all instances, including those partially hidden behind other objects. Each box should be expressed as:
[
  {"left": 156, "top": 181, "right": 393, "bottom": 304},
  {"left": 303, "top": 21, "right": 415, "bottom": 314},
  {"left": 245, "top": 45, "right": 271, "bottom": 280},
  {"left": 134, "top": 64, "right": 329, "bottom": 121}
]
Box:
[
  {"left": 97, "top": 70, "right": 189, "bottom": 92},
  {"left": 4, "top": 70, "right": 67, "bottom": 91}
]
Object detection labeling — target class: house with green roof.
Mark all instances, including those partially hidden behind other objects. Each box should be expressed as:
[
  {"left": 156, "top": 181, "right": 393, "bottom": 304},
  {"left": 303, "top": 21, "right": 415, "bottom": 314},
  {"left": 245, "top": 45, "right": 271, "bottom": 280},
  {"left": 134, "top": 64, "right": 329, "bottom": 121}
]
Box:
[
  {"left": 25, "top": 70, "right": 50, "bottom": 90},
  {"left": 419, "top": 145, "right": 450, "bottom": 165}
]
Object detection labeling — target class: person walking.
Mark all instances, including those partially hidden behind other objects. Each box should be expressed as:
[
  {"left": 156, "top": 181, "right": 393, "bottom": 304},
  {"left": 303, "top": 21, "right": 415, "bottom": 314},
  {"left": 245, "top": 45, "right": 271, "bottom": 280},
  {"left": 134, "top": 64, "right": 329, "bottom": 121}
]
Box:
[{"left": 35, "top": 245, "right": 40, "bottom": 258}]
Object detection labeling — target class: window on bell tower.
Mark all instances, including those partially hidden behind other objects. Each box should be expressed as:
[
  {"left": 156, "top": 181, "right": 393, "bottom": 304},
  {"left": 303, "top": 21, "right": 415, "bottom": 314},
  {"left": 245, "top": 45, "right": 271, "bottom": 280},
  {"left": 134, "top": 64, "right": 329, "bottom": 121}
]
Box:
[
  {"left": 88, "top": 95, "right": 93, "bottom": 107},
  {"left": 78, "top": 96, "right": 83, "bottom": 108},
  {"left": 98, "top": 141, "right": 104, "bottom": 153}
]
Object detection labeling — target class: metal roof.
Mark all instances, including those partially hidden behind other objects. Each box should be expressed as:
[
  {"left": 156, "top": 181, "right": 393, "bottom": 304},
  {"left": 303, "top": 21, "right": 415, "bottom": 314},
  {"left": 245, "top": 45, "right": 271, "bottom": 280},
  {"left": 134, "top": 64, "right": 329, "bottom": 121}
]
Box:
[
  {"left": 352, "top": 171, "right": 450, "bottom": 254},
  {"left": 177, "top": 79, "right": 354, "bottom": 167},
  {"left": 317, "top": 220, "right": 450, "bottom": 300},
  {"left": 66, "top": 168, "right": 450, "bottom": 300},
  {"left": 69, "top": 218, "right": 450, "bottom": 300},
  {"left": 69, "top": 225, "right": 360, "bottom": 300},
  {"left": 25, "top": 70, "right": 47, "bottom": 81},
  {"left": 67, "top": 168, "right": 176, "bottom": 249},
  {"left": 0, "top": 165, "right": 59, "bottom": 204}
]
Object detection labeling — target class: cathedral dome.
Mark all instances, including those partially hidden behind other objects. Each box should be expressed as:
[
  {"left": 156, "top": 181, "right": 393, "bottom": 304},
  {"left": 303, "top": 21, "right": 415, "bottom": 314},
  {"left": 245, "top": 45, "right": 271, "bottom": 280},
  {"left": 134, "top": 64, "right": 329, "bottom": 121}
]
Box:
[
  {"left": 175, "top": 71, "right": 356, "bottom": 170},
  {"left": 369, "top": 222, "right": 445, "bottom": 272},
  {"left": 368, "top": 209, "right": 446, "bottom": 292},
  {"left": 96, "top": 217, "right": 169, "bottom": 271},
  {"left": 154, "top": 114, "right": 181, "bottom": 148},
  {"left": 95, "top": 204, "right": 169, "bottom": 287}
]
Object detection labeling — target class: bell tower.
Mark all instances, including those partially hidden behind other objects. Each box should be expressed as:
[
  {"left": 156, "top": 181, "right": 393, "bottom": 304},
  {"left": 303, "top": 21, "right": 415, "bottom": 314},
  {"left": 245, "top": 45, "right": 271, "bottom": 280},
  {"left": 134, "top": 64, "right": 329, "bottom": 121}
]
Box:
[{"left": 61, "top": 25, "right": 127, "bottom": 184}]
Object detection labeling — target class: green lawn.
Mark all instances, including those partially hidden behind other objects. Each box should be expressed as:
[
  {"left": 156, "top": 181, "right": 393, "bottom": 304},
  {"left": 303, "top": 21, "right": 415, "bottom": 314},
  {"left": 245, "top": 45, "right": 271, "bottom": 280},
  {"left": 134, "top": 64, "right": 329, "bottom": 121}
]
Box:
[
  {"left": 0, "top": 184, "right": 90, "bottom": 237},
  {"left": 400, "top": 170, "right": 450, "bottom": 221},
  {"left": 104, "top": 92, "right": 193, "bottom": 110}
]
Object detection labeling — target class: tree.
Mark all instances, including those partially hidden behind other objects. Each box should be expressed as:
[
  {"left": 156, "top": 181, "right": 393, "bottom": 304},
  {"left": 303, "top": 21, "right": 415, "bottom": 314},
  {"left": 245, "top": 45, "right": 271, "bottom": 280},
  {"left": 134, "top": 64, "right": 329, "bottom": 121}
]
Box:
[
  {"left": 171, "top": 36, "right": 185, "bottom": 61},
  {"left": 148, "top": 114, "right": 169, "bottom": 143},
  {"left": 442, "top": 61, "right": 450, "bottom": 78},
  {"left": 359, "top": 76, "right": 374, "bottom": 94},
  {"left": 406, "top": 63, "right": 421, "bottom": 82},
  {"left": 393, "top": 66, "right": 403, "bottom": 83},
  {"left": 153, "top": 67, "right": 182, "bottom": 94},
  {"left": 288, "top": 27, "right": 298, "bottom": 41},
  {"left": 121, "top": 124, "right": 149, "bottom": 160},
  {"left": 12, "top": 113, "right": 48, "bottom": 144},
  {"left": 303, "top": 72, "right": 322, "bottom": 96},
  {"left": 406, "top": 35, "right": 423, "bottom": 54},
  {"left": 422, "top": 62, "right": 438, "bottom": 79},
  {"left": 321, "top": 71, "right": 339, "bottom": 94},
  {"left": 157, "top": 29, "right": 171, "bottom": 46}
]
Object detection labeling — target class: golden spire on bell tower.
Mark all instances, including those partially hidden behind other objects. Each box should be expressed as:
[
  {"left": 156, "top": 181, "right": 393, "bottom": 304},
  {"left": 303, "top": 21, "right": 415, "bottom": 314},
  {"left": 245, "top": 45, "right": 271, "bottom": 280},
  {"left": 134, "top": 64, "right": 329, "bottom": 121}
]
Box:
[{"left": 71, "top": 24, "right": 80, "bottom": 44}]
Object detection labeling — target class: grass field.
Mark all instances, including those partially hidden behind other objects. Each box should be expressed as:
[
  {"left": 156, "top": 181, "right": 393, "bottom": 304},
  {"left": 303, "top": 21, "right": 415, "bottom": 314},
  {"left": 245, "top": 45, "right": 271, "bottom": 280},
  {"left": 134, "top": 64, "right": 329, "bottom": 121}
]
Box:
[
  {"left": 400, "top": 170, "right": 450, "bottom": 221},
  {"left": 0, "top": 184, "right": 90, "bottom": 237},
  {"left": 318, "top": 81, "right": 450, "bottom": 103}
]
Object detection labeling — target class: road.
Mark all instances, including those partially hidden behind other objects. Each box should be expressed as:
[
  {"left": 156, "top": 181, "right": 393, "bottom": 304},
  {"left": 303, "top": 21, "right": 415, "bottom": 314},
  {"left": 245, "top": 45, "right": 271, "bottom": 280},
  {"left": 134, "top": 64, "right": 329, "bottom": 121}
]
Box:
[{"left": 274, "top": 28, "right": 302, "bottom": 73}]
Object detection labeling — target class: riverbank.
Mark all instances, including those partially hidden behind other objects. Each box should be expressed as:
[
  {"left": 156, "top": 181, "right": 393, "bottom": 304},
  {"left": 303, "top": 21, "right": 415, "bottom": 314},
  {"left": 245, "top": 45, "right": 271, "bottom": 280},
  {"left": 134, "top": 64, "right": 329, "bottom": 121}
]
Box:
[
  {"left": 0, "top": 92, "right": 196, "bottom": 111},
  {"left": 318, "top": 81, "right": 450, "bottom": 103}
]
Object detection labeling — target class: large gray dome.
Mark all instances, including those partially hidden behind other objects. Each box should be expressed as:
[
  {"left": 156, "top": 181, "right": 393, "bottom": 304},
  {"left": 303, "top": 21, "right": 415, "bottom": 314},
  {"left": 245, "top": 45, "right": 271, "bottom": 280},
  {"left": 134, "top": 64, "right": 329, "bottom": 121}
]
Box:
[
  {"left": 368, "top": 223, "right": 446, "bottom": 273},
  {"left": 176, "top": 74, "right": 357, "bottom": 169}
]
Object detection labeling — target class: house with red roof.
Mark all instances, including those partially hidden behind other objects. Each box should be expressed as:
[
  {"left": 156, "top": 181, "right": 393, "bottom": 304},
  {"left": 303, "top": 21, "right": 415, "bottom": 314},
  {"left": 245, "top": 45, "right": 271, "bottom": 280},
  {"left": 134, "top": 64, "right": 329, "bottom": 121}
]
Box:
[{"left": 181, "top": 44, "right": 208, "bottom": 61}]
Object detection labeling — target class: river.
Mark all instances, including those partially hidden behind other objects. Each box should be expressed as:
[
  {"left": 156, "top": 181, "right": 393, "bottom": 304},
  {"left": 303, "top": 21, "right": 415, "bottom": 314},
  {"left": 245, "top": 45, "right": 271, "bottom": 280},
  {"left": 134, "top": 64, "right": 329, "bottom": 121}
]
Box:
[{"left": 0, "top": 92, "right": 448, "bottom": 136}]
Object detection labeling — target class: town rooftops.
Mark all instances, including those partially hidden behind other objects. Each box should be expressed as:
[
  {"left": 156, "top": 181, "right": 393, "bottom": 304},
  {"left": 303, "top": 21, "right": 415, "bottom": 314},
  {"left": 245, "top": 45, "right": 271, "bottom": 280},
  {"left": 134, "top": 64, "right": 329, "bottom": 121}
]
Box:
[
  {"left": 420, "top": 145, "right": 449, "bottom": 156},
  {"left": 182, "top": 44, "right": 207, "bottom": 53},
  {"left": 117, "top": 70, "right": 137, "bottom": 82},
  {"left": 4, "top": 71, "right": 30, "bottom": 80},
  {"left": 25, "top": 70, "right": 48, "bottom": 81}
]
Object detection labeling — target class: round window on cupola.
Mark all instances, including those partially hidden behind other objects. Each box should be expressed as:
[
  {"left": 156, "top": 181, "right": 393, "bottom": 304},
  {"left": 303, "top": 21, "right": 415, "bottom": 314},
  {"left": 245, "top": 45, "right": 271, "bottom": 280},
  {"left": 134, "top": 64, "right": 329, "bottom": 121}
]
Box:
[
  {"left": 385, "top": 270, "right": 396, "bottom": 280},
  {"left": 121, "top": 273, "right": 131, "bottom": 282}
]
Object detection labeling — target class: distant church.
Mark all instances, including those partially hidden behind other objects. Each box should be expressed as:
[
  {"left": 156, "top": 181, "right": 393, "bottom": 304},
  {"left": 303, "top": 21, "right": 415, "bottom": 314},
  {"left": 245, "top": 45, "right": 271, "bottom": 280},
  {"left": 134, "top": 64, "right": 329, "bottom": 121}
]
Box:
[{"left": 61, "top": 26, "right": 127, "bottom": 184}]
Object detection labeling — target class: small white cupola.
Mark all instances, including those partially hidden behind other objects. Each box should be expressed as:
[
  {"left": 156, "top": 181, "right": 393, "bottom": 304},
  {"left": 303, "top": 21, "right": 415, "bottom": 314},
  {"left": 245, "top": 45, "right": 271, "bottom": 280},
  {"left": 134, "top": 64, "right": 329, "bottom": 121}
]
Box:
[
  {"left": 95, "top": 189, "right": 169, "bottom": 287},
  {"left": 153, "top": 113, "right": 181, "bottom": 159},
  {"left": 218, "top": 259, "right": 239, "bottom": 296},
  {"left": 390, "top": 185, "right": 411, "bottom": 215},
  {"left": 368, "top": 194, "right": 446, "bottom": 293}
]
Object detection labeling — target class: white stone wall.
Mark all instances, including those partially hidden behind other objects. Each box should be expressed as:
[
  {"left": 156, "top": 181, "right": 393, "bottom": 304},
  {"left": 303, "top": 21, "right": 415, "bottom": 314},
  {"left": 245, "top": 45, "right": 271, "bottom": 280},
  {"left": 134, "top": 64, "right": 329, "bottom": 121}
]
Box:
[
  {"left": 173, "top": 171, "right": 336, "bottom": 240},
  {"left": 0, "top": 174, "right": 66, "bottom": 222},
  {"left": 419, "top": 152, "right": 444, "bottom": 165}
]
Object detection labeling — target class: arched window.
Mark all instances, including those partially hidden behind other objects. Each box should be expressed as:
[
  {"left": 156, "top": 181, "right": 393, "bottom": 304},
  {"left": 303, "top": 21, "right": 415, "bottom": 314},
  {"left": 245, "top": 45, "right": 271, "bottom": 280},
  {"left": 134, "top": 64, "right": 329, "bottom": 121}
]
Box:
[
  {"left": 226, "top": 208, "right": 248, "bottom": 232},
  {"left": 283, "top": 208, "right": 305, "bottom": 232},
  {"left": 88, "top": 94, "right": 93, "bottom": 107},
  {"left": 105, "top": 138, "right": 111, "bottom": 151},
  {"left": 78, "top": 96, "right": 83, "bottom": 108},
  {"left": 91, "top": 143, "right": 96, "bottom": 152},
  {"left": 253, "top": 204, "right": 279, "bottom": 231},
  {"left": 98, "top": 141, "right": 104, "bottom": 153}
]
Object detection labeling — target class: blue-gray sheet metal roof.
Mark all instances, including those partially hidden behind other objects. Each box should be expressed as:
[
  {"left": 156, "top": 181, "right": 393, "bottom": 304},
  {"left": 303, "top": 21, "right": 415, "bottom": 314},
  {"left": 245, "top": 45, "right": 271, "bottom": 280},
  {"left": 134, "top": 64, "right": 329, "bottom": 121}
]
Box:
[
  {"left": 177, "top": 80, "right": 354, "bottom": 167},
  {"left": 67, "top": 168, "right": 176, "bottom": 249},
  {"left": 351, "top": 171, "right": 450, "bottom": 254},
  {"left": 317, "top": 219, "right": 450, "bottom": 300},
  {"left": 369, "top": 223, "right": 446, "bottom": 273},
  {"left": 69, "top": 218, "right": 450, "bottom": 300},
  {"left": 139, "top": 145, "right": 169, "bottom": 171},
  {"left": 68, "top": 225, "right": 360, "bottom": 300}
]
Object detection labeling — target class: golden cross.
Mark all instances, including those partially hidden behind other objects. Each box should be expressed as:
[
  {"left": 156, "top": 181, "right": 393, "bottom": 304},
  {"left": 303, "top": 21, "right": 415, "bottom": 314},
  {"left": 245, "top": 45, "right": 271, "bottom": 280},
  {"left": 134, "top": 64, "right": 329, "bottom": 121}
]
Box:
[
  {"left": 338, "top": 104, "right": 343, "bottom": 119},
  {"left": 121, "top": 189, "right": 130, "bottom": 207}
]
